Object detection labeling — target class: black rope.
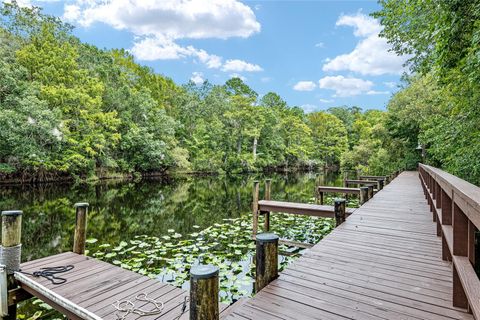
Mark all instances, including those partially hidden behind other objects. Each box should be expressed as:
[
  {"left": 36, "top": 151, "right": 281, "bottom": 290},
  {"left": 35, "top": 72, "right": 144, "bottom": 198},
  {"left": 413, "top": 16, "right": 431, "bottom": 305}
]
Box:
[{"left": 14, "top": 265, "right": 74, "bottom": 285}]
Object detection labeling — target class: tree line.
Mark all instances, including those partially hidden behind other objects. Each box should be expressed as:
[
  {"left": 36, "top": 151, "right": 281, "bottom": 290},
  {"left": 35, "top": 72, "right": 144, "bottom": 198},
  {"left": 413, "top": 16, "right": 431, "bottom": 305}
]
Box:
[{"left": 0, "top": 3, "right": 419, "bottom": 183}]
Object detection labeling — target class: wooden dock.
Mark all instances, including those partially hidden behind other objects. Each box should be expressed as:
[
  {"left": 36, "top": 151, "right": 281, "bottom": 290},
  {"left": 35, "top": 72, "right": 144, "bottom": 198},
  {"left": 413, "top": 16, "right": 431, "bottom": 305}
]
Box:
[
  {"left": 15, "top": 252, "right": 230, "bottom": 319},
  {"left": 224, "top": 171, "right": 475, "bottom": 320},
  {"left": 2, "top": 167, "right": 479, "bottom": 319}
]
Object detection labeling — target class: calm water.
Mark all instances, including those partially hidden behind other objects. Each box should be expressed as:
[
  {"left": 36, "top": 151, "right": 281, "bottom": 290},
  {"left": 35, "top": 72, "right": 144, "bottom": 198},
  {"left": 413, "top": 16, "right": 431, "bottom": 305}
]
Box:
[{"left": 0, "top": 171, "right": 342, "bottom": 262}]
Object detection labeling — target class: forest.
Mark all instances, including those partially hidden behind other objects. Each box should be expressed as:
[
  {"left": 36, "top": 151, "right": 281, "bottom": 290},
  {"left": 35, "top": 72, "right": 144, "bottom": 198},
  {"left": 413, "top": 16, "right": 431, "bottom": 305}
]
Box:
[{"left": 1, "top": 1, "right": 479, "bottom": 185}]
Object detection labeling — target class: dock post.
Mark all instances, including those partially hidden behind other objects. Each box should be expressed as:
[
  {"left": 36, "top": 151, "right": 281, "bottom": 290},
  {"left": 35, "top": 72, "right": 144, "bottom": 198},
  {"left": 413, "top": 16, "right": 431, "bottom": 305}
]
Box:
[
  {"left": 334, "top": 199, "right": 346, "bottom": 227},
  {"left": 319, "top": 190, "right": 324, "bottom": 205},
  {"left": 264, "top": 179, "right": 272, "bottom": 232},
  {"left": 1, "top": 210, "right": 22, "bottom": 320},
  {"left": 359, "top": 186, "right": 369, "bottom": 205},
  {"left": 367, "top": 185, "right": 374, "bottom": 199},
  {"left": 190, "top": 265, "right": 219, "bottom": 320},
  {"left": 255, "top": 233, "right": 279, "bottom": 293},
  {"left": 252, "top": 181, "right": 259, "bottom": 238},
  {"left": 73, "top": 203, "right": 89, "bottom": 255},
  {"left": 377, "top": 178, "right": 384, "bottom": 191}
]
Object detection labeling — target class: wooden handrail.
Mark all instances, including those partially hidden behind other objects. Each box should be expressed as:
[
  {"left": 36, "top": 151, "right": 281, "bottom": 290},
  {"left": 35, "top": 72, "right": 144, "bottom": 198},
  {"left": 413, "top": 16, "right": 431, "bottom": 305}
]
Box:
[
  {"left": 418, "top": 163, "right": 480, "bottom": 317},
  {"left": 317, "top": 186, "right": 360, "bottom": 194}
]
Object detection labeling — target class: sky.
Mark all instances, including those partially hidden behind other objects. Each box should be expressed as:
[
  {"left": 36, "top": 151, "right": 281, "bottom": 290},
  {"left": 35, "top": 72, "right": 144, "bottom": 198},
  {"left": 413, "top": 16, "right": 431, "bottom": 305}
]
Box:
[{"left": 12, "top": 0, "right": 407, "bottom": 112}]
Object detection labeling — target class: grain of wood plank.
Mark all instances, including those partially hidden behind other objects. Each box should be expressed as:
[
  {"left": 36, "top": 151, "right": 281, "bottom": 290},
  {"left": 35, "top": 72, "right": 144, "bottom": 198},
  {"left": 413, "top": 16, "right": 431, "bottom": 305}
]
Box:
[{"left": 224, "top": 172, "right": 473, "bottom": 320}]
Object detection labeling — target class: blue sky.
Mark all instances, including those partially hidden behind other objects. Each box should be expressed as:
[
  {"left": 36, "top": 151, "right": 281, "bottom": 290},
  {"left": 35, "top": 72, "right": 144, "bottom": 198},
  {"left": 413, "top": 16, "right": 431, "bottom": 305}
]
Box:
[{"left": 20, "top": 0, "right": 406, "bottom": 112}]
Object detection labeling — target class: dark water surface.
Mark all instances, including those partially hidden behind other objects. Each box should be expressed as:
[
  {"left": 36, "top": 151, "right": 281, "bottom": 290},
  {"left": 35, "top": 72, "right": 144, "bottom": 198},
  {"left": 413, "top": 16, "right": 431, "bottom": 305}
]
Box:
[{"left": 0, "top": 171, "right": 342, "bottom": 263}]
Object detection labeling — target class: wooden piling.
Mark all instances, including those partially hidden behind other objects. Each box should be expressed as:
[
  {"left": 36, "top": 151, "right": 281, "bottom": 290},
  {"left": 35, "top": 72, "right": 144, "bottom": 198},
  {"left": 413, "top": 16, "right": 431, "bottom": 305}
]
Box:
[
  {"left": 334, "top": 199, "right": 346, "bottom": 227},
  {"left": 367, "top": 185, "right": 374, "bottom": 199},
  {"left": 264, "top": 179, "right": 272, "bottom": 232},
  {"left": 252, "top": 181, "right": 259, "bottom": 238},
  {"left": 255, "top": 233, "right": 279, "bottom": 293},
  {"left": 377, "top": 179, "right": 384, "bottom": 191},
  {"left": 73, "top": 203, "right": 89, "bottom": 255},
  {"left": 319, "top": 191, "right": 324, "bottom": 205},
  {"left": 190, "top": 265, "right": 219, "bottom": 320},
  {"left": 1, "top": 210, "right": 22, "bottom": 320},
  {"left": 359, "top": 186, "right": 369, "bottom": 205}
]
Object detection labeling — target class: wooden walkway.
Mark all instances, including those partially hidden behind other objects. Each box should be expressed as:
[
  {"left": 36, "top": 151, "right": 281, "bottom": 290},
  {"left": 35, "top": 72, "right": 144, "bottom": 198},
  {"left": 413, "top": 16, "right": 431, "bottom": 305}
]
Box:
[
  {"left": 17, "top": 252, "right": 229, "bottom": 319},
  {"left": 224, "top": 171, "right": 474, "bottom": 320}
]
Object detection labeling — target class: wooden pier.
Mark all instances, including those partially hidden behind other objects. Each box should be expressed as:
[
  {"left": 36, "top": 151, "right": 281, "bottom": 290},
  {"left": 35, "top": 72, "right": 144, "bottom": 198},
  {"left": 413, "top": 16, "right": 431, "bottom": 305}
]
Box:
[
  {"left": 224, "top": 170, "right": 478, "bottom": 320},
  {"left": 1, "top": 167, "right": 479, "bottom": 319}
]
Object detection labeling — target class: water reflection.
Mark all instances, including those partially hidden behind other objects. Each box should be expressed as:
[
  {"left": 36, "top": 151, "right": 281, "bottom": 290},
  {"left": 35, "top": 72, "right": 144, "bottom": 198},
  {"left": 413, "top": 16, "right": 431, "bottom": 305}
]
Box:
[{"left": 0, "top": 171, "right": 342, "bottom": 262}]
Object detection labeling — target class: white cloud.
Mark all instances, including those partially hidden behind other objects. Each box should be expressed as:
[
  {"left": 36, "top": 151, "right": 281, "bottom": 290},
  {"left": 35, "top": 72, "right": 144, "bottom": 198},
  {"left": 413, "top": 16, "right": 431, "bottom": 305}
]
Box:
[
  {"left": 293, "top": 81, "right": 316, "bottom": 91},
  {"left": 336, "top": 13, "right": 382, "bottom": 37},
  {"left": 229, "top": 73, "right": 247, "bottom": 81},
  {"left": 64, "top": 0, "right": 260, "bottom": 39},
  {"left": 319, "top": 98, "right": 334, "bottom": 103},
  {"left": 300, "top": 104, "right": 319, "bottom": 113},
  {"left": 222, "top": 59, "right": 263, "bottom": 72},
  {"left": 3, "top": 0, "right": 32, "bottom": 6},
  {"left": 383, "top": 81, "right": 397, "bottom": 88},
  {"left": 323, "top": 13, "right": 406, "bottom": 76},
  {"left": 63, "top": 0, "right": 261, "bottom": 71},
  {"left": 260, "top": 77, "right": 272, "bottom": 83},
  {"left": 315, "top": 42, "right": 325, "bottom": 48},
  {"left": 366, "top": 90, "right": 389, "bottom": 95},
  {"left": 318, "top": 75, "right": 373, "bottom": 97},
  {"left": 190, "top": 72, "right": 205, "bottom": 85}
]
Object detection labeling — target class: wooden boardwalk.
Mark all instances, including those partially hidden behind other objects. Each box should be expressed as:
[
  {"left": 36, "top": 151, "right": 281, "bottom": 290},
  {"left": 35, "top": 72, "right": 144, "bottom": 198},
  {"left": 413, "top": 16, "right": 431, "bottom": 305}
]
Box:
[
  {"left": 17, "top": 252, "right": 229, "bottom": 320},
  {"left": 224, "top": 171, "right": 474, "bottom": 320}
]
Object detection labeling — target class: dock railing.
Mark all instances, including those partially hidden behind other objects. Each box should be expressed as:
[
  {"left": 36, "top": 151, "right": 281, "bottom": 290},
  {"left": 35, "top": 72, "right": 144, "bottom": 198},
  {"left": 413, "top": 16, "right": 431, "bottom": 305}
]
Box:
[{"left": 418, "top": 163, "right": 480, "bottom": 317}]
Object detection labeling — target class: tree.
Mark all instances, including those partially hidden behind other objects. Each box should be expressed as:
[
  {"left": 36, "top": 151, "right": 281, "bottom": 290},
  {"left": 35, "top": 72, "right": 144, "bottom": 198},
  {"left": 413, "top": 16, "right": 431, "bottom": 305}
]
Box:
[{"left": 307, "top": 112, "right": 347, "bottom": 168}]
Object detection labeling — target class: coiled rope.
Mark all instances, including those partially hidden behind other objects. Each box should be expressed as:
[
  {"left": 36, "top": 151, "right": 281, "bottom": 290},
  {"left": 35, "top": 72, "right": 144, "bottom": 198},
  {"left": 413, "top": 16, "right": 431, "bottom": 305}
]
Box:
[
  {"left": 19, "top": 265, "right": 75, "bottom": 285},
  {"left": 113, "top": 292, "right": 164, "bottom": 319},
  {"left": 0, "top": 245, "right": 21, "bottom": 275}
]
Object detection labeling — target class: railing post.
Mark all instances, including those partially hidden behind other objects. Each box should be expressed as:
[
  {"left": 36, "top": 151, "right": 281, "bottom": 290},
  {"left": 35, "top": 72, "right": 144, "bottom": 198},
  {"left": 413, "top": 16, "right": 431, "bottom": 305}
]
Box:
[
  {"left": 334, "top": 199, "right": 346, "bottom": 227},
  {"left": 255, "top": 233, "right": 279, "bottom": 293},
  {"left": 435, "top": 182, "right": 441, "bottom": 208},
  {"left": 468, "top": 221, "right": 477, "bottom": 266},
  {"left": 359, "top": 186, "right": 369, "bottom": 205},
  {"left": 252, "top": 181, "right": 259, "bottom": 238},
  {"left": 377, "top": 179, "right": 384, "bottom": 191},
  {"left": 452, "top": 201, "right": 469, "bottom": 308},
  {"left": 73, "top": 203, "right": 89, "bottom": 255},
  {"left": 367, "top": 185, "right": 374, "bottom": 199},
  {"left": 441, "top": 189, "right": 452, "bottom": 261},
  {"left": 190, "top": 265, "right": 219, "bottom": 320},
  {"left": 319, "top": 189, "right": 324, "bottom": 205},
  {"left": 264, "top": 179, "right": 272, "bottom": 232},
  {"left": 1, "top": 210, "right": 22, "bottom": 320}
]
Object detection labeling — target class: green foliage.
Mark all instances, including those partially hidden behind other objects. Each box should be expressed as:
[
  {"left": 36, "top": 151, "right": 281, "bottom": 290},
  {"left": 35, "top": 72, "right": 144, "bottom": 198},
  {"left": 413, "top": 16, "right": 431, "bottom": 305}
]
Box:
[
  {"left": 87, "top": 214, "right": 334, "bottom": 304},
  {"left": 308, "top": 112, "right": 348, "bottom": 167},
  {"left": 375, "top": 1, "right": 480, "bottom": 184}
]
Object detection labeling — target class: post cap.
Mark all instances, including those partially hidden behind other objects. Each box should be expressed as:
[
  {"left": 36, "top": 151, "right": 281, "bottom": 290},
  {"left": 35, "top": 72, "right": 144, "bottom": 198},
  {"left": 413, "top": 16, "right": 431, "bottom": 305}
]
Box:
[
  {"left": 74, "top": 202, "right": 89, "bottom": 208},
  {"left": 256, "top": 232, "right": 279, "bottom": 243},
  {"left": 334, "top": 198, "right": 346, "bottom": 203},
  {"left": 1, "top": 210, "right": 22, "bottom": 216},
  {"left": 360, "top": 186, "right": 369, "bottom": 190},
  {"left": 190, "top": 264, "right": 219, "bottom": 279}
]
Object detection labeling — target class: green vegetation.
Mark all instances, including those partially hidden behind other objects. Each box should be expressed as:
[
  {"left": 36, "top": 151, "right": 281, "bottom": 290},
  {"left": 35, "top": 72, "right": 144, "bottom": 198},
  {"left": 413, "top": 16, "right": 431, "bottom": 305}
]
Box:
[
  {"left": 0, "top": 3, "right": 409, "bottom": 184},
  {"left": 374, "top": 1, "right": 480, "bottom": 184}
]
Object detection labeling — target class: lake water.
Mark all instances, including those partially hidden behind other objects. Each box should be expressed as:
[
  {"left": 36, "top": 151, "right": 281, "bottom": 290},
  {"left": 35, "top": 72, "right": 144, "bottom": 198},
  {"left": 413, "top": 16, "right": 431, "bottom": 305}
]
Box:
[{"left": 0, "top": 171, "right": 342, "bottom": 262}]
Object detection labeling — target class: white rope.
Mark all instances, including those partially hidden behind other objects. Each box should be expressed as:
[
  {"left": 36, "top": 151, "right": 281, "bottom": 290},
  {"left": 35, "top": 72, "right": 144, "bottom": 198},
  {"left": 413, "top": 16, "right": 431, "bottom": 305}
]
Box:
[
  {"left": 112, "top": 292, "right": 165, "bottom": 320},
  {"left": 0, "top": 245, "right": 21, "bottom": 275}
]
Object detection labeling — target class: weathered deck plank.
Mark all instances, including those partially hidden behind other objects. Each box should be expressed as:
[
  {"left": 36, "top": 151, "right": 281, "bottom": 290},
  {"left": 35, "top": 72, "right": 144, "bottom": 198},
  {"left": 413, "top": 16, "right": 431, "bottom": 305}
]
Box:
[
  {"left": 223, "top": 171, "right": 474, "bottom": 320},
  {"left": 17, "top": 253, "right": 226, "bottom": 319}
]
